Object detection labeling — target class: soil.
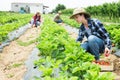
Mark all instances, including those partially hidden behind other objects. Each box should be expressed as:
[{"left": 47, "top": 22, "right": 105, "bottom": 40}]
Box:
[{"left": 0, "top": 27, "right": 40, "bottom": 80}]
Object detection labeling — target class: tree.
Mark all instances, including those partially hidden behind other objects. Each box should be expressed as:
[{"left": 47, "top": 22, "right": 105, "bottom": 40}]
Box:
[{"left": 54, "top": 4, "right": 66, "bottom": 13}]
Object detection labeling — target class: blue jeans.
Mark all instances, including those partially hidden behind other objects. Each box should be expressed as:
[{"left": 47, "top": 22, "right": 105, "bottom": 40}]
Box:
[
  {"left": 35, "top": 21, "right": 40, "bottom": 27},
  {"left": 81, "top": 35, "right": 105, "bottom": 60},
  {"left": 55, "top": 20, "right": 63, "bottom": 23},
  {"left": 31, "top": 19, "right": 40, "bottom": 27}
]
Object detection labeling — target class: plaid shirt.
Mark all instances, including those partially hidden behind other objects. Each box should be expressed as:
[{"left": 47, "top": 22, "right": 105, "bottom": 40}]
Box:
[{"left": 77, "top": 18, "right": 112, "bottom": 49}]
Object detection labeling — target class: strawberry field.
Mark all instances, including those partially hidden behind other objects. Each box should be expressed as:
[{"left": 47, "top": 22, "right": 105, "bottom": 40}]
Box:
[
  {"left": 0, "top": 11, "right": 120, "bottom": 80},
  {"left": 0, "top": 12, "right": 32, "bottom": 44},
  {"left": 33, "top": 15, "right": 117, "bottom": 80}
]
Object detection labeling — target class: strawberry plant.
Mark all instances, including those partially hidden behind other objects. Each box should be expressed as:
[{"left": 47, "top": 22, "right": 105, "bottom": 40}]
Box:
[
  {"left": 61, "top": 15, "right": 80, "bottom": 28},
  {"left": 0, "top": 12, "right": 33, "bottom": 43},
  {"left": 105, "top": 24, "right": 120, "bottom": 48}
]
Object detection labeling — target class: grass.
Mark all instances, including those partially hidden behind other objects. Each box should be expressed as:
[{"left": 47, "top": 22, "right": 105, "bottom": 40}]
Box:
[
  {"left": 6, "top": 74, "right": 14, "bottom": 78},
  {"left": 12, "top": 63, "right": 23, "bottom": 68},
  {"left": 16, "top": 39, "right": 36, "bottom": 46},
  {"left": 6, "top": 62, "right": 23, "bottom": 70}
]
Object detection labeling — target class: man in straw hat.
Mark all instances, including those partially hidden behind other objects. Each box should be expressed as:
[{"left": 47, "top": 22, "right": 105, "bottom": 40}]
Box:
[
  {"left": 70, "top": 8, "right": 111, "bottom": 62},
  {"left": 54, "top": 11, "right": 63, "bottom": 23}
]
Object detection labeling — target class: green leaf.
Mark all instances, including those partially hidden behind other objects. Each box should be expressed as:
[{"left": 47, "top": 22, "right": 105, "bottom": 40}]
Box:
[
  {"left": 69, "top": 76, "right": 78, "bottom": 80},
  {"left": 72, "top": 67, "right": 81, "bottom": 73}
]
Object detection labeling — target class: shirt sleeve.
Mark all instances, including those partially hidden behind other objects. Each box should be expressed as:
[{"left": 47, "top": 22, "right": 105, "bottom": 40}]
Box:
[
  {"left": 94, "top": 20, "right": 112, "bottom": 49},
  {"left": 76, "top": 28, "right": 84, "bottom": 42}
]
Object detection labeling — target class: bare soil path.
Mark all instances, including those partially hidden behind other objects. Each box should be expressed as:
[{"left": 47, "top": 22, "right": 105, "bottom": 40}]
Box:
[{"left": 0, "top": 27, "right": 40, "bottom": 80}]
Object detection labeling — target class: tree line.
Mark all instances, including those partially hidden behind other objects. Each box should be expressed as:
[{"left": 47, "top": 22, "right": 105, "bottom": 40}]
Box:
[
  {"left": 86, "top": 2, "right": 120, "bottom": 20},
  {"left": 52, "top": 2, "right": 120, "bottom": 22}
]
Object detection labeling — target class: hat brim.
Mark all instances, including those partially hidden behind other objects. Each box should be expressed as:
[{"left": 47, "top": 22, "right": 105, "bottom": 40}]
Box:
[{"left": 70, "top": 12, "right": 90, "bottom": 19}]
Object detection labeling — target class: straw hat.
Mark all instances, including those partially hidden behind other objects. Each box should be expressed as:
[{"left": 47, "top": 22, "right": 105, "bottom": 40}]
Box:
[{"left": 70, "top": 8, "right": 90, "bottom": 19}]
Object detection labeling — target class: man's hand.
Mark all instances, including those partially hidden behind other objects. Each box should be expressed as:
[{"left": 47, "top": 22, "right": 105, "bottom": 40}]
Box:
[{"left": 104, "top": 47, "right": 111, "bottom": 57}]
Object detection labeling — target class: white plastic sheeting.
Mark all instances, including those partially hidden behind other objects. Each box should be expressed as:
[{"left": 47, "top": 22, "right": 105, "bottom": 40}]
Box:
[
  {"left": 24, "top": 48, "right": 42, "bottom": 80},
  {"left": 0, "top": 23, "right": 31, "bottom": 53}
]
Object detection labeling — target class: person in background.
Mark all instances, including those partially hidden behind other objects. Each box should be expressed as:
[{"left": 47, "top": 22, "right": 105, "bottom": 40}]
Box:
[
  {"left": 54, "top": 11, "right": 63, "bottom": 23},
  {"left": 31, "top": 12, "right": 41, "bottom": 28},
  {"left": 70, "top": 8, "right": 112, "bottom": 62}
]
